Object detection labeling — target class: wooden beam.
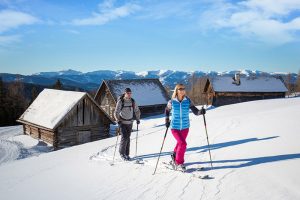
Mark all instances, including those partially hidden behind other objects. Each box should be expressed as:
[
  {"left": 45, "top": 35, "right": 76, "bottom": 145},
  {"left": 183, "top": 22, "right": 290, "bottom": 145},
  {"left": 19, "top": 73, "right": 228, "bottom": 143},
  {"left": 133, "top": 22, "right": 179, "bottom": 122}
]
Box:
[{"left": 16, "top": 119, "right": 53, "bottom": 131}]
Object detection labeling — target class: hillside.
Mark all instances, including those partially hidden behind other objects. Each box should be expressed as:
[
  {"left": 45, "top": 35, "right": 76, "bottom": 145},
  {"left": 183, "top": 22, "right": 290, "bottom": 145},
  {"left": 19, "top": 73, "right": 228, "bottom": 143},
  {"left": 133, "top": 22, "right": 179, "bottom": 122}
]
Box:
[
  {"left": 0, "top": 98, "right": 299, "bottom": 200},
  {"left": 1, "top": 69, "right": 297, "bottom": 90}
]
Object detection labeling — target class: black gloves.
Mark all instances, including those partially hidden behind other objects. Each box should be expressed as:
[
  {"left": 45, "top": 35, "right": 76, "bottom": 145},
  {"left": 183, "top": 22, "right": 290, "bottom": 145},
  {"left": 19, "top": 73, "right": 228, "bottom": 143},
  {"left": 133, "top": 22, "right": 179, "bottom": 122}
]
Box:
[
  {"left": 136, "top": 120, "right": 140, "bottom": 125},
  {"left": 165, "top": 118, "right": 170, "bottom": 128},
  {"left": 198, "top": 107, "right": 206, "bottom": 115}
]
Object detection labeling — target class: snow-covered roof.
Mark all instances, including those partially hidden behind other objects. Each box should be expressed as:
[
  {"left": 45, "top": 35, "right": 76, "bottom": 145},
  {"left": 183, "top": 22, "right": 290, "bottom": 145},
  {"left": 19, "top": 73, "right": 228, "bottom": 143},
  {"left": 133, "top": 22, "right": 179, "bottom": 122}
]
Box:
[
  {"left": 18, "top": 89, "right": 108, "bottom": 130},
  {"left": 211, "top": 77, "right": 288, "bottom": 92},
  {"left": 103, "top": 79, "right": 169, "bottom": 106}
]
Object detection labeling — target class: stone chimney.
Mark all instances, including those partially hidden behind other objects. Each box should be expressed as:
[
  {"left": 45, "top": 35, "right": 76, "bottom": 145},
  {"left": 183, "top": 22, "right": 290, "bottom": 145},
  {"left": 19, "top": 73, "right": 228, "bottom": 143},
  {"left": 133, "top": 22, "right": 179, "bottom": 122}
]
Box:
[{"left": 232, "top": 72, "right": 241, "bottom": 85}]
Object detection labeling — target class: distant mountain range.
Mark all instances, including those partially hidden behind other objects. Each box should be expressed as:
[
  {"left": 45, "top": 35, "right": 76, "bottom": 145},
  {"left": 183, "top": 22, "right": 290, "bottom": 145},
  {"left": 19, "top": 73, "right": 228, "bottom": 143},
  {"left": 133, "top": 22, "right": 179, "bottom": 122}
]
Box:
[{"left": 0, "top": 69, "right": 297, "bottom": 91}]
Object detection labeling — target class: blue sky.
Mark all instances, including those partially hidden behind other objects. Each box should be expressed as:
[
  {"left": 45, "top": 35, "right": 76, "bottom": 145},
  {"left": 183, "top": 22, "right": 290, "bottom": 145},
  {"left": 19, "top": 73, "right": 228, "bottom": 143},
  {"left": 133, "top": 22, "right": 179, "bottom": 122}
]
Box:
[{"left": 0, "top": 0, "right": 300, "bottom": 75}]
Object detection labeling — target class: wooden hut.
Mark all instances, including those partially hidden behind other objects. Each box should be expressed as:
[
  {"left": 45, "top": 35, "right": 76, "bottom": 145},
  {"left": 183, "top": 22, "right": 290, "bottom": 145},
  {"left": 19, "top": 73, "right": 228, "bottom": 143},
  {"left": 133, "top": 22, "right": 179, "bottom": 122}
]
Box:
[
  {"left": 94, "top": 79, "right": 170, "bottom": 119},
  {"left": 17, "top": 89, "right": 114, "bottom": 150},
  {"left": 203, "top": 74, "right": 288, "bottom": 107}
]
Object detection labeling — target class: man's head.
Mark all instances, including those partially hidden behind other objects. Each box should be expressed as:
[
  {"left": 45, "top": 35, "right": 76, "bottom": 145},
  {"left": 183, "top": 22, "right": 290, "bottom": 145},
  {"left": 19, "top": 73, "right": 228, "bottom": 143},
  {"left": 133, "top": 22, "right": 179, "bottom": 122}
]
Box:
[{"left": 124, "top": 88, "right": 132, "bottom": 98}]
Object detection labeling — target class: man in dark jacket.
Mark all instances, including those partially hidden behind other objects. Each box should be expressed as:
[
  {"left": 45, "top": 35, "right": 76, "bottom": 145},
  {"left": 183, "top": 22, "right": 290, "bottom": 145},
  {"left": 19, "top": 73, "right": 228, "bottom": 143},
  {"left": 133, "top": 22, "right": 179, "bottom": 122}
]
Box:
[{"left": 114, "top": 88, "right": 141, "bottom": 161}]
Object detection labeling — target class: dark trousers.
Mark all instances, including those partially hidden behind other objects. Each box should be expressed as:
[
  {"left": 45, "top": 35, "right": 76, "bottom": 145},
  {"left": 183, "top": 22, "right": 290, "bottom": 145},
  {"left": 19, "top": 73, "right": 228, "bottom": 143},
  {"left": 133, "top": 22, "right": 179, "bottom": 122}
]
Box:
[{"left": 119, "top": 123, "right": 133, "bottom": 156}]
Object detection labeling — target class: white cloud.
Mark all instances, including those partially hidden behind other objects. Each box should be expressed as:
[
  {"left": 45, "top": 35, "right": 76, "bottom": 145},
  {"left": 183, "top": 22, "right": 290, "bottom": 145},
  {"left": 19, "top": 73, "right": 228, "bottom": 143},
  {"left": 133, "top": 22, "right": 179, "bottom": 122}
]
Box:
[
  {"left": 98, "top": 0, "right": 115, "bottom": 11},
  {"left": 0, "top": 9, "right": 39, "bottom": 33},
  {"left": 0, "top": 9, "right": 39, "bottom": 47},
  {"left": 240, "top": 0, "right": 300, "bottom": 16},
  {"left": 71, "top": 0, "right": 140, "bottom": 26},
  {"left": 137, "top": 1, "right": 198, "bottom": 20},
  {"left": 199, "top": 0, "right": 300, "bottom": 44},
  {"left": 0, "top": 34, "right": 20, "bottom": 45}
]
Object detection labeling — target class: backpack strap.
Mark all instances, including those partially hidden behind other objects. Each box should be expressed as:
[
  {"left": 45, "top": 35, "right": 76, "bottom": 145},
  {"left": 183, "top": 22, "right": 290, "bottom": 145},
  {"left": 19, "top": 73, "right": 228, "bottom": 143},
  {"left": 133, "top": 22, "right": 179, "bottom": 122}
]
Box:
[
  {"left": 119, "top": 94, "right": 125, "bottom": 110},
  {"left": 120, "top": 96, "right": 135, "bottom": 110},
  {"left": 131, "top": 98, "right": 135, "bottom": 109},
  {"left": 119, "top": 96, "right": 136, "bottom": 121}
]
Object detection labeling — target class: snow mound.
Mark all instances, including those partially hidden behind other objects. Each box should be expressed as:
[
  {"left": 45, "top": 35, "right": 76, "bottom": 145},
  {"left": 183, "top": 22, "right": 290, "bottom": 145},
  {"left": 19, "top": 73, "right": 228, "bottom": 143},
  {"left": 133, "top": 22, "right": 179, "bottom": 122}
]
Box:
[{"left": 0, "top": 126, "right": 52, "bottom": 165}]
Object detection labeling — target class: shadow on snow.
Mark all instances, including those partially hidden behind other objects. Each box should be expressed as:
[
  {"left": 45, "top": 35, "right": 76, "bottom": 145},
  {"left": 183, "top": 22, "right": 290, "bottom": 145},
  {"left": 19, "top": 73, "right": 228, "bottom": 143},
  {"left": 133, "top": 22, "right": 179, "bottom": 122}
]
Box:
[{"left": 135, "top": 136, "right": 300, "bottom": 171}]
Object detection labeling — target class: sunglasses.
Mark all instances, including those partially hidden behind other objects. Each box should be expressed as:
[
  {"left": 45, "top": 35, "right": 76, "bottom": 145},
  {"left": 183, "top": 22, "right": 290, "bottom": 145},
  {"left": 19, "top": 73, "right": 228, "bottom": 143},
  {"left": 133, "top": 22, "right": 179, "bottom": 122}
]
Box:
[{"left": 178, "top": 88, "right": 185, "bottom": 91}]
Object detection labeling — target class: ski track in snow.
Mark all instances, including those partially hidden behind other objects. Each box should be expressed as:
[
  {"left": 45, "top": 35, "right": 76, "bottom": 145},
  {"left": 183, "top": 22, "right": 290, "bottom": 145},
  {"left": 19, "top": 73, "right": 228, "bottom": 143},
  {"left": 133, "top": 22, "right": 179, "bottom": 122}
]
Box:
[
  {"left": 0, "top": 126, "right": 23, "bottom": 139},
  {"left": 91, "top": 121, "right": 226, "bottom": 200},
  {"left": 0, "top": 126, "right": 24, "bottom": 165},
  {"left": 0, "top": 140, "right": 20, "bottom": 164},
  {"left": 209, "top": 118, "right": 240, "bottom": 145},
  {"left": 88, "top": 116, "right": 243, "bottom": 200},
  {"left": 214, "top": 169, "right": 235, "bottom": 199},
  {"left": 136, "top": 176, "right": 158, "bottom": 199},
  {"left": 91, "top": 162, "right": 133, "bottom": 200},
  {"left": 154, "top": 176, "right": 177, "bottom": 200},
  {"left": 91, "top": 123, "right": 214, "bottom": 200},
  {"left": 199, "top": 183, "right": 206, "bottom": 200},
  {"left": 0, "top": 126, "right": 51, "bottom": 166},
  {"left": 91, "top": 126, "right": 165, "bottom": 162},
  {"left": 178, "top": 175, "right": 194, "bottom": 200}
]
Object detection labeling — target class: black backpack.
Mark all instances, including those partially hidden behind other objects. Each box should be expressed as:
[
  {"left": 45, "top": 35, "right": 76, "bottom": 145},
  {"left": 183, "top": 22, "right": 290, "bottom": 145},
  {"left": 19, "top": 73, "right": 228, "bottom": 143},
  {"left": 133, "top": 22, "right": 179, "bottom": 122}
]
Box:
[
  {"left": 118, "top": 94, "right": 136, "bottom": 111},
  {"left": 118, "top": 94, "right": 136, "bottom": 120}
]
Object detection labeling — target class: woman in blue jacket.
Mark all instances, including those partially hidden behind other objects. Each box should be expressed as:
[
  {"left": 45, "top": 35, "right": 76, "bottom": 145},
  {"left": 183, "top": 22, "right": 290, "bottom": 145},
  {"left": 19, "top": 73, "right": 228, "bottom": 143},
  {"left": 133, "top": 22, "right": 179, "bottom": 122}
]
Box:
[{"left": 165, "top": 84, "right": 206, "bottom": 171}]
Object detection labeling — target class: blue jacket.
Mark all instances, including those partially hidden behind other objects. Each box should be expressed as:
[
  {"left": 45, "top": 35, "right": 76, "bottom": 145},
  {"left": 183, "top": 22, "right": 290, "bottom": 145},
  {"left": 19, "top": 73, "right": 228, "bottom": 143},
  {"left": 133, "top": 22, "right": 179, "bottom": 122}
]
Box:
[{"left": 169, "top": 97, "right": 191, "bottom": 130}]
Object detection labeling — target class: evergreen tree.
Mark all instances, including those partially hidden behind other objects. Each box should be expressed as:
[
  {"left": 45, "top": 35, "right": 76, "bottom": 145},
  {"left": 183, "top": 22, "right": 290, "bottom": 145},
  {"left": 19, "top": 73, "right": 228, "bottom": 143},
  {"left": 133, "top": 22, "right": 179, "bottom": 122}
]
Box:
[
  {"left": 0, "top": 77, "right": 5, "bottom": 125},
  {"left": 296, "top": 70, "right": 300, "bottom": 93},
  {"left": 285, "top": 73, "right": 292, "bottom": 97},
  {"left": 0, "top": 77, "right": 4, "bottom": 104},
  {"left": 31, "top": 86, "right": 38, "bottom": 104},
  {"left": 7, "top": 77, "right": 27, "bottom": 125},
  {"left": 53, "top": 79, "right": 63, "bottom": 90}
]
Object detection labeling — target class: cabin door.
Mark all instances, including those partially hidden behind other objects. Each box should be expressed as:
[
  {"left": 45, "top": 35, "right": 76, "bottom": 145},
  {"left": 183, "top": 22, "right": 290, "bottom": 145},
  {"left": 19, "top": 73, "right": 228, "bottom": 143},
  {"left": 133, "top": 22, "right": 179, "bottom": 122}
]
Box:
[{"left": 77, "top": 131, "right": 91, "bottom": 144}]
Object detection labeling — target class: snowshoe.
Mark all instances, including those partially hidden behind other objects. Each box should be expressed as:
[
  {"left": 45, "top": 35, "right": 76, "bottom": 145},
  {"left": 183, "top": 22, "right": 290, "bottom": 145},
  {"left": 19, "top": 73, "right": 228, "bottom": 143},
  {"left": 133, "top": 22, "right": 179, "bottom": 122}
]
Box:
[
  {"left": 177, "top": 164, "right": 186, "bottom": 172},
  {"left": 171, "top": 152, "right": 176, "bottom": 163},
  {"left": 125, "top": 155, "right": 131, "bottom": 161},
  {"left": 120, "top": 154, "right": 129, "bottom": 161},
  {"left": 169, "top": 160, "right": 186, "bottom": 172}
]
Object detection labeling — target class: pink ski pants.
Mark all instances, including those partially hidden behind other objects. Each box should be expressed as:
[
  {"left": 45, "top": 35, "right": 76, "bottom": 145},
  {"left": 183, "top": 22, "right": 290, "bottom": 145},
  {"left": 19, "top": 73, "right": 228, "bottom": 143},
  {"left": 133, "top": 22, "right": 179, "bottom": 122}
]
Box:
[{"left": 171, "top": 128, "right": 189, "bottom": 165}]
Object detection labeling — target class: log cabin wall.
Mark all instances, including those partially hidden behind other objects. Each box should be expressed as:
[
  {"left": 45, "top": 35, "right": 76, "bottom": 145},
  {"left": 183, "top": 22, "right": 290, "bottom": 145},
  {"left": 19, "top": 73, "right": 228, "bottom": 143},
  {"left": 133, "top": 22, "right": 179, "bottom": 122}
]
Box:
[
  {"left": 94, "top": 79, "right": 170, "bottom": 121},
  {"left": 97, "top": 88, "right": 167, "bottom": 119},
  {"left": 95, "top": 85, "right": 166, "bottom": 119},
  {"left": 213, "top": 92, "right": 286, "bottom": 107},
  {"left": 203, "top": 79, "right": 286, "bottom": 107},
  {"left": 140, "top": 105, "right": 166, "bottom": 118},
  {"left": 205, "top": 83, "right": 214, "bottom": 105},
  {"left": 56, "top": 96, "right": 110, "bottom": 149},
  {"left": 95, "top": 85, "right": 116, "bottom": 120},
  {"left": 23, "top": 124, "right": 55, "bottom": 145}
]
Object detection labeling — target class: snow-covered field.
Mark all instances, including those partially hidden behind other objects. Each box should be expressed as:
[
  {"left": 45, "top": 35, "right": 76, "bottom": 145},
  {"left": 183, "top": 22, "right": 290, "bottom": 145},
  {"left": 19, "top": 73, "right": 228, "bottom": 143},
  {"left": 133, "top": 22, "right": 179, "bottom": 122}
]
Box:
[
  {"left": 0, "top": 126, "right": 52, "bottom": 165},
  {"left": 0, "top": 98, "right": 300, "bottom": 200}
]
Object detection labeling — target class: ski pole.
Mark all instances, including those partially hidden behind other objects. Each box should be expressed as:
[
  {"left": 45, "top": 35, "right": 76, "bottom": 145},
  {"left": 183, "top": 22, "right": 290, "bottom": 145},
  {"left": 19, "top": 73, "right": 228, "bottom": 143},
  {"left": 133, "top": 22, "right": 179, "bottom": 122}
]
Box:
[
  {"left": 153, "top": 127, "right": 169, "bottom": 175},
  {"left": 202, "top": 106, "right": 213, "bottom": 169},
  {"left": 111, "top": 126, "right": 121, "bottom": 166}
]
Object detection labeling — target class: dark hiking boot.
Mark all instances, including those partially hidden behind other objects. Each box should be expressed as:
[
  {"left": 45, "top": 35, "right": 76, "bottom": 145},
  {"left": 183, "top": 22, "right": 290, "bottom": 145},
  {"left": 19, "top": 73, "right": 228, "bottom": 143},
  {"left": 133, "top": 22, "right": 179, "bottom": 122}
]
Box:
[
  {"left": 120, "top": 154, "right": 129, "bottom": 161},
  {"left": 171, "top": 152, "right": 176, "bottom": 163},
  {"left": 125, "top": 155, "right": 131, "bottom": 161}
]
